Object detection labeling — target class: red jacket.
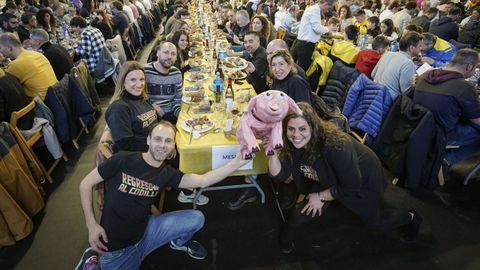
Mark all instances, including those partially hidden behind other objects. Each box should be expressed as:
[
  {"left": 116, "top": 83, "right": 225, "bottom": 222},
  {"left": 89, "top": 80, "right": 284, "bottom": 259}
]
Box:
[{"left": 355, "top": 50, "right": 382, "bottom": 79}]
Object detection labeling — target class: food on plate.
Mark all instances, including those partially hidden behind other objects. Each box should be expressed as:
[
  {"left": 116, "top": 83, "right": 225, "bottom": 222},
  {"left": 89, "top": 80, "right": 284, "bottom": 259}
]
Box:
[
  {"left": 197, "top": 99, "right": 212, "bottom": 112},
  {"left": 185, "top": 116, "right": 213, "bottom": 130},
  {"left": 185, "top": 90, "right": 205, "bottom": 102},
  {"left": 187, "top": 72, "right": 207, "bottom": 82},
  {"left": 237, "top": 92, "right": 252, "bottom": 103},
  {"left": 226, "top": 70, "right": 247, "bottom": 80},
  {"left": 223, "top": 57, "right": 246, "bottom": 69},
  {"left": 189, "top": 58, "right": 205, "bottom": 67},
  {"left": 184, "top": 83, "right": 204, "bottom": 92},
  {"left": 189, "top": 47, "right": 204, "bottom": 57}
]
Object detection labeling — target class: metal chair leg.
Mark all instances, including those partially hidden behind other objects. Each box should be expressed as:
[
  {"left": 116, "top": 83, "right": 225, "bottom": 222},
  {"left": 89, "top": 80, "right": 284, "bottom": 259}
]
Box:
[{"left": 464, "top": 163, "right": 480, "bottom": 185}]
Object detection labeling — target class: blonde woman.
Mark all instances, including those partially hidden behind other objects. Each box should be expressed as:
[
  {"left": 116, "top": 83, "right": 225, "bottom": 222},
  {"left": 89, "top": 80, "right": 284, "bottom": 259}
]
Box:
[
  {"left": 270, "top": 49, "right": 312, "bottom": 104},
  {"left": 106, "top": 61, "right": 158, "bottom": 153}
]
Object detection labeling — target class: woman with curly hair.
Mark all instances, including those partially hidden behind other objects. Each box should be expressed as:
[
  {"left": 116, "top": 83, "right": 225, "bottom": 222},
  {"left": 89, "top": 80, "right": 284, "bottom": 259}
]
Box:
[
  {"left": 250, "top": 15, "right": 271, "bottom": 48},
  {"left": 268, "top": 102, "right": 422, "bottom": 253},
  {"left": 338, "top": 4, "right": 354, "bottom": 32},
  {"left": 37, "top": 8, "right": 56, "bottom": 34}
]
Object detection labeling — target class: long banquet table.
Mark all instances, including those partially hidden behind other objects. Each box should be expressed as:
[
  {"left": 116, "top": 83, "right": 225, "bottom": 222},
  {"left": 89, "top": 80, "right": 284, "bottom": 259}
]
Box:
[{"left": 175, "top": 70, "right": 268, "bottom": 208}]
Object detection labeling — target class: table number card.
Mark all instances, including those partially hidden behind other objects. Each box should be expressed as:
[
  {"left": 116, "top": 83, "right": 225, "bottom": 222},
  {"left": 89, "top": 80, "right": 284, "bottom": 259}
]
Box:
[{"left": 211, "top": 145, "right": 253, "bottom": 170}]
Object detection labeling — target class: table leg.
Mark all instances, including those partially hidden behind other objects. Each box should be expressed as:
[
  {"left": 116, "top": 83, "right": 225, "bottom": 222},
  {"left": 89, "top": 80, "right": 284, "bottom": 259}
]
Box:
[{"left": 191, "top": 175, "right": 266, "bottom": 209}]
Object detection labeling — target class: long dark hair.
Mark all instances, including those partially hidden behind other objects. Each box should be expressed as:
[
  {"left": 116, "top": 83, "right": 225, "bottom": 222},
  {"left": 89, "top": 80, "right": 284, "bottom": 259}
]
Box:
[
  {"left": 37, "top": 8, "right": 55, "bottom": 30},
  {"left": 381, "top": 18, "right": 395, "bottom": 36},
  {"left": 281, "top": 102, "right": 347, "bottom": 164},
  {"left": 170, "top": 29, "right": 190, "bottom": 53}
]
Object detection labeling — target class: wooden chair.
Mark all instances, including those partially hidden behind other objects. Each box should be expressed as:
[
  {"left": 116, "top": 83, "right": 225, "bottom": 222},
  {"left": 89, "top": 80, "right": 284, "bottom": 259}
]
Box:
[
  {"left": 276, "top": 26, "right": 287, "bottom": 40},
  {"left": 10, "top": 101, "right": 68, "bottom": 183}
]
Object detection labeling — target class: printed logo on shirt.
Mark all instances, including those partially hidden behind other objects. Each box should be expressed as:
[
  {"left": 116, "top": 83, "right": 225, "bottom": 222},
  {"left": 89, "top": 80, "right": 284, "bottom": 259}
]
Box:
[
  {"left": 300, "top": 164, "right": 319, "bottom": 181},
  {"left": 118, "top": 172, "right": 160, "bottom": 197},
  {"left": 137, "top": 110, "right": 157, "bottom": 128}
]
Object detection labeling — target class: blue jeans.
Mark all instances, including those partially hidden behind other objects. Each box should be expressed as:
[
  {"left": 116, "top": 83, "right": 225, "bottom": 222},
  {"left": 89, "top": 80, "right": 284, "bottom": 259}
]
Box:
[
  {"left": 99, "top": 210, "right": 204, "bottom": 270},
  {"left": 446, "top": 123, "right": 480, "bottom": 164}
]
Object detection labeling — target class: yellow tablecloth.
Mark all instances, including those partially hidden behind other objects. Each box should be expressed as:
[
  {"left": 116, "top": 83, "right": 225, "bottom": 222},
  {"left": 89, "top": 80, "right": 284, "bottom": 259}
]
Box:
[{"left": 175, "top": 72, "right": 268, "bottom": 175}]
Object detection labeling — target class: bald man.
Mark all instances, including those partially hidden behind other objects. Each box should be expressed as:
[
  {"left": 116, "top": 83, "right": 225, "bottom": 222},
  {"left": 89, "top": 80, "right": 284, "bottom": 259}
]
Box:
[{"left": 144, "top": 42, "right": 183, "bottom": 125}]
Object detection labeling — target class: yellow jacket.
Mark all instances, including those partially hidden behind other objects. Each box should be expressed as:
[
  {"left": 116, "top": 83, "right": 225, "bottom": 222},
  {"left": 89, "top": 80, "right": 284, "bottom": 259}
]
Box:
[
  {"left": 306, "top": 51, "right": 334, "bottom": 88},
  {"left": 330, "top": 41, "right": 360, "bottom": 65}
]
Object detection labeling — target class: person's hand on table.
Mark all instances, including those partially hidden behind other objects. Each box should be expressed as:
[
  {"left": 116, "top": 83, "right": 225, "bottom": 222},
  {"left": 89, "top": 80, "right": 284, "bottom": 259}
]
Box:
[
  {"left": 152, "top": 103, "right": 165, "bottom": 117},
  {"left": 88, "top": 222, "right": 109, "bottom": 254},
  {"left": 245, "top": 62, "right": 256, "bottom": 73},
  {"left": 420, "top": 56, "right": 435, "bottom": 65},
  {"left": 301, "top": 192, "right": 325, "bottom": 218}
]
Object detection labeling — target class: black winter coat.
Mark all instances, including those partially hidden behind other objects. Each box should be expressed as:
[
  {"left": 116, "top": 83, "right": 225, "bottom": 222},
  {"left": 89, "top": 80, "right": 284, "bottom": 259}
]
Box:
[
  {"left": 320, "top": 60, "right": 360, "bottom": 109},
  {"left": 429, "top": 16, "right": 459, "bottom": 41},
  {"left": 458, "top": 20, "right": 480, "bottom": 48},
  {"left": 371, "top": 94, "right": 446, "bottom": 190}
]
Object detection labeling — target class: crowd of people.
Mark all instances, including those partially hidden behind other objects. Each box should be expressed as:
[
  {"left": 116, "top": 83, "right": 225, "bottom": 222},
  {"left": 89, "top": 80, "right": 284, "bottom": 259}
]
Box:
[{"left": 1, "top": 0, "right": 478, "bottom": 269}]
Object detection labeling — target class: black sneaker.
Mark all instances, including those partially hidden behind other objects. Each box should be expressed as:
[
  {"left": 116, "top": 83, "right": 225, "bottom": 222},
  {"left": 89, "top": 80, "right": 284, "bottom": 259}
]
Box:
[
  {"left": 401, "top": 208, "right": 423, "bottom": 242},
  {"left": 280, "top": 241, "right": 295, "bottom": 254},
  {"left": 227, "top": 188, "right": 257, "bottom": 211},
  {"left": 75, "top": 247, "right": 99, "bottom": 270},
  {"left": 170, "top": 240, "right": 207, "bottom": 260}
]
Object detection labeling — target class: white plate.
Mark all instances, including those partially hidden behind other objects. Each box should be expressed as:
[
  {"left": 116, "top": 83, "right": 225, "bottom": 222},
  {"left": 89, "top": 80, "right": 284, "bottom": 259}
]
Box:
[
  {"left": 225, "top": 70, "right": 247, "bottom": 80},
  {"left": 189, "top": 58, "right": 208, "bottom": 68},
  {"left": 222, "top": 57, "right": 248, "bottom": 70},
  {"left": 186, "top": 72, "right": 208, "bottom": 82},
  {"left": 181, "top": 119, "right": 214, "bottom": 133},
  {"left": 182, "top": 94, "right": 207, "bottom": 104},
  {"left": 184, "top": 85, "right": 205, "bottom": 92}
]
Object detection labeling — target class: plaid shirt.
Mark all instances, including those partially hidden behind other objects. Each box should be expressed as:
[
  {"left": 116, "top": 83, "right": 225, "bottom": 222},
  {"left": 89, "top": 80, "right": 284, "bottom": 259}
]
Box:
[{"left": 75, "top": 26, "right": 105, "bottom": 72}]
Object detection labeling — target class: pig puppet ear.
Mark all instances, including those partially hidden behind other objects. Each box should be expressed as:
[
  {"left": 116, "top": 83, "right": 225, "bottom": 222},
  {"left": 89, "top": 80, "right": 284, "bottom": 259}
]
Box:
[
  {"left": 287, "top": 96, "right": 303, "bottom": 116},
  {"left": 245, "top": 94, "right": 258, "bottom": 113}
]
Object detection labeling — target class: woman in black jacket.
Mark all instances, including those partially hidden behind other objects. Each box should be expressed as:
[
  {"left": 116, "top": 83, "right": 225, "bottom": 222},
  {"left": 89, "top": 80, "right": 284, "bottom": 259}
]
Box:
[
  {"left": 268, "top": 102, "right": 422, "bottom": 253},
  {"left": 270, "top": 49, "right": 312, "bottom": 104},
  {"left": 106, "top": 61, "right": 159, "bottom": 153}
]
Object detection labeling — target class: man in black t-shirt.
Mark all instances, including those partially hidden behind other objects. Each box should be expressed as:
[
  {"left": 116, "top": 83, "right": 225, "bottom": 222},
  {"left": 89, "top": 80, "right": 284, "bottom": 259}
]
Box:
[{"left": 76, "top": 121, "right": 250, "bottom": 270}]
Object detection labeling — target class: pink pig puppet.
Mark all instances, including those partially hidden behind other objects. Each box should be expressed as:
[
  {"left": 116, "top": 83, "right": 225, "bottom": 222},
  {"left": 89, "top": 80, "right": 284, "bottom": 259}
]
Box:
[{"left": 236, "top": 90, "right": 302, "bottom": 159}]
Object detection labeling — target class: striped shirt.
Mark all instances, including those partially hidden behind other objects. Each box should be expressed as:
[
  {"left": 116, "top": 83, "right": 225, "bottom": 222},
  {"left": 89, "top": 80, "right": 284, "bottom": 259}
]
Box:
[{"left": 144, "top": 62, "right": 183, "bottom": 117}]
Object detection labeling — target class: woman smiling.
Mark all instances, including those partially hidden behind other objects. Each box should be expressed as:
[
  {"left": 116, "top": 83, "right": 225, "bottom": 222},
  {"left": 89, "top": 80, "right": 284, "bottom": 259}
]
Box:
[
  {"left": 268, "top": 102, "right": 423, "bottom": 253},
  {"left": 270, "top": 49, "right": 312, "bottom": 104}
]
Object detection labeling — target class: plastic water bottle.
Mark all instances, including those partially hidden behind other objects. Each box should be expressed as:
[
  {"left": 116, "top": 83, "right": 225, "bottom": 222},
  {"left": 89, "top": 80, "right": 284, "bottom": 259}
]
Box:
[
  {"left": 62, "top": 21, "right": 70, "bottom": 43},
  {"left": 212, "top": 72, "right": 224, "bottom": 96},
  {"left": 390, "top": 40, "right": 398, "bottom": 52},
  {"left": 360, "top": 34, "right": 368, "bottom": 50}
]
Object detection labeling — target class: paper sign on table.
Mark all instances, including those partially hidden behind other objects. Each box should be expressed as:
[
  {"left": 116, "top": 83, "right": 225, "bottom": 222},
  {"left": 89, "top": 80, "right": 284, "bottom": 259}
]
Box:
[
  {"left": 212, "top": 145, "right": 253, "bottom": 170},
  {"left": 416, "top": 63, "right": 432, "bottom": 76}
]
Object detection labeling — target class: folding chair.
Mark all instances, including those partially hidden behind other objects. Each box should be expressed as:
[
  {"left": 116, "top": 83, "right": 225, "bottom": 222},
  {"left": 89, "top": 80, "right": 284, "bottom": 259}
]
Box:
[{"left": 10, "top": 101, "right": 68, "bottom": 183}]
